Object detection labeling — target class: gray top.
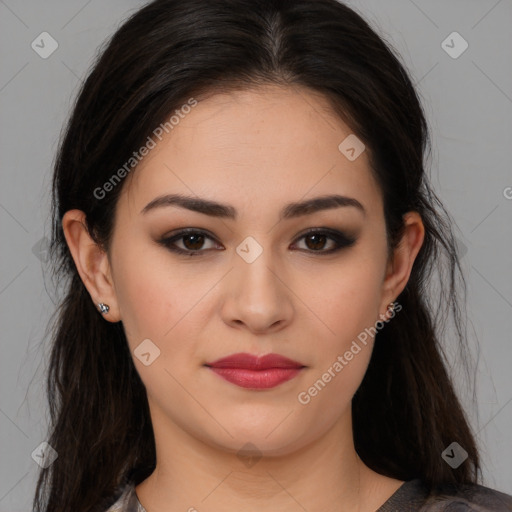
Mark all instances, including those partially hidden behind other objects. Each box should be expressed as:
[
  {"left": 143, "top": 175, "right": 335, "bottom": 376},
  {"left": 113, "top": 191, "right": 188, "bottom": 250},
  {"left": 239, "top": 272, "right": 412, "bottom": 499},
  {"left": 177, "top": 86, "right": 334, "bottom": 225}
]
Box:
[{"left": 104, "top": 478, "right": 512, "bottom": 511}]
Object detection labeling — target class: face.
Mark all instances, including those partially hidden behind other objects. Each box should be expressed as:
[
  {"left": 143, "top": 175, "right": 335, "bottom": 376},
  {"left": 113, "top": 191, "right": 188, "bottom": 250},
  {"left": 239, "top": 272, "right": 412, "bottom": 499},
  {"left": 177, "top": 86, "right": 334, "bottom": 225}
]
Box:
[{"left": 106, "top": 85, "right": 400, "bottom": 455}]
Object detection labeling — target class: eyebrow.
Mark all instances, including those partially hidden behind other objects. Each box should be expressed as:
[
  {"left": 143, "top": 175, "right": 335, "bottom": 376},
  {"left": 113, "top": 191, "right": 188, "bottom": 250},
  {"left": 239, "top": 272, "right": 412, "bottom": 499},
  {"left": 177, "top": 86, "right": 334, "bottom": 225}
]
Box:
[{"left": 140, "top": 193, "right": 366, "bottom": 220}]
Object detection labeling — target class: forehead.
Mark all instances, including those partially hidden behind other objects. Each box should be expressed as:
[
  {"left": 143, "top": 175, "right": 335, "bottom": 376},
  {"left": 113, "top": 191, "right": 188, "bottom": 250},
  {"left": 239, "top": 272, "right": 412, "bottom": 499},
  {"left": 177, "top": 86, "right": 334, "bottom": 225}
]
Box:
[{"left": 119, "top": 85, "right": 383, "bottom": 221}]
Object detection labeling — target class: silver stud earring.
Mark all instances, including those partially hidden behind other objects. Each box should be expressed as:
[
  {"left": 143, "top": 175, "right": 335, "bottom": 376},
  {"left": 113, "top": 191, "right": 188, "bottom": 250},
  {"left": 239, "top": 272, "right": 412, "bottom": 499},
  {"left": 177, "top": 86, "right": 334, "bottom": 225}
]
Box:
[
  {"left": 98, "top": 303, "right": 110, "bottom": 314},
  {"left": 387, "top": 301, "right": 395, "bottom": 314}
]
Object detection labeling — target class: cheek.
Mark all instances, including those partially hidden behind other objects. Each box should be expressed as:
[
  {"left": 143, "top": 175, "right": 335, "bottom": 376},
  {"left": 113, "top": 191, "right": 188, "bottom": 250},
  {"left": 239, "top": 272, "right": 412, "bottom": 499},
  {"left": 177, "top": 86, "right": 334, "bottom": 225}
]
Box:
[
  {"left": 295, "top": 280, "right": 380, "bottom": 428},
  {"left": 111, "top": 244, "right": 179, "bottom": 348},
  {"left": 112, "top": 246, "right": 211, "bottom": 368},
  {"left": 295, "top": 253, "right": 385, "bottom": 403},
  {"left": 305, "top": 258, "right": 384, "bottom": 345},
  {"left": 114, "top": 259, "right": 165, "bottom": 342}
]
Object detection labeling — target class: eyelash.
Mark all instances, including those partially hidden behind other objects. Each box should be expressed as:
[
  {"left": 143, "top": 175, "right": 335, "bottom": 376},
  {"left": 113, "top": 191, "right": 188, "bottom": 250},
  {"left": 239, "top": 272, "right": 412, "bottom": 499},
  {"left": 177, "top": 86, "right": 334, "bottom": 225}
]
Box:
[{"left": 158, "top": 228, "right": 356, "bottom": 257}]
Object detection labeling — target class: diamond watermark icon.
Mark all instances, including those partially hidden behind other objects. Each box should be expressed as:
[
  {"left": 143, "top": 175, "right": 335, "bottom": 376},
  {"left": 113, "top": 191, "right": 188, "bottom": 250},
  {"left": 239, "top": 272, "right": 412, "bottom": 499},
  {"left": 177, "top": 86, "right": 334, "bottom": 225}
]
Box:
[
  {"left": 237, "top": 442, "right": 262, "bottom": 468},
  {"left": 236, "top": 236, "right": 263, "bottom": 264},
  {"left": 32, "top": 236, "right": 50, "bottom": 263},
  {"left": 31, "top": 32, "right": 59, "bottom": 59},
  {"left": 338, "top": 134, "right": 365, "bottom": 161},
  {"left": 134, "top": 338, "right": 161, "bottom": 366},
  {"left": 441, "top": 32, "right": 468, "bottom": 59},
  {"left": 31, "top": 441, "right": 58, "bottom": 468},
  {"left": 441, "top": 441, "right": 468, "bottom": 469},
  {"left": 454, "top": 237, "right": 468, "bottom": 259}
]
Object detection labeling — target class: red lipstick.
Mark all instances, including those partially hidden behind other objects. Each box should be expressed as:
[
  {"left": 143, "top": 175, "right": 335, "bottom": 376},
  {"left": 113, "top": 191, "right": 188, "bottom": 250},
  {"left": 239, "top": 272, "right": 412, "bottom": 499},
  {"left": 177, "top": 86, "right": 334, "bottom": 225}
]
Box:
[{"left": 205, "top": 352, "right": 305, "bottom": 389}]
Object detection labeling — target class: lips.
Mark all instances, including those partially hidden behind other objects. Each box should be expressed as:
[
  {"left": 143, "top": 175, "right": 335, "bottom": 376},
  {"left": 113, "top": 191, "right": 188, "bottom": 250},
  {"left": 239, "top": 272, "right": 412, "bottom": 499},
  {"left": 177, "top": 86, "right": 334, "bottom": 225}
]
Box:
[
  {"left": 206, "top": 352, "right": 304, "bottom": 370},
  {"left": 205, "top": 352, "right": 305, "bottom": 389}
]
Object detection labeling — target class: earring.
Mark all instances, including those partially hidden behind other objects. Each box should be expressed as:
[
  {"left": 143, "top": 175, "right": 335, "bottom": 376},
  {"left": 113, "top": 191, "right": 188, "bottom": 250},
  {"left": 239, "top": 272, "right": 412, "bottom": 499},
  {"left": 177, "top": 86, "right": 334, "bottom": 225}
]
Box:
[
  {"left": 98, "top": 303, "right": 110, "bottom": 314},
  {"left": 387, "top": 301, "right": 395, "bottom": 314}
]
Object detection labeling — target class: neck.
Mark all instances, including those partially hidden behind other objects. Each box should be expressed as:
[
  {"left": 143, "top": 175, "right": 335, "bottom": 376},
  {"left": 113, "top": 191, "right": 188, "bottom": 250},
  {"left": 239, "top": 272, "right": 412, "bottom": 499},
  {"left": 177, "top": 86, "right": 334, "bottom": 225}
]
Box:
[{"left": 135, "top": 401, "right": 402, "bottom": 512}]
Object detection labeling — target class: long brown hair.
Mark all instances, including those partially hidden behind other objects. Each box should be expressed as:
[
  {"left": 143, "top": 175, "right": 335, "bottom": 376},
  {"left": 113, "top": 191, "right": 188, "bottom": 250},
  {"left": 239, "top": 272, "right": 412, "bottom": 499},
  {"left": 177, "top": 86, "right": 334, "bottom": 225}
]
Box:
[{"left": 34, "top": 0, "right": 481, "bottom": 510}]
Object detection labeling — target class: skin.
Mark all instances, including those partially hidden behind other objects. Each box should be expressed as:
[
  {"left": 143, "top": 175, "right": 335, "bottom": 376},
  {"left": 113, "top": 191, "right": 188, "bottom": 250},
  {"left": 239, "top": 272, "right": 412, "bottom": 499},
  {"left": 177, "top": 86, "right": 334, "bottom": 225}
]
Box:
[{"left": 63, "top": 85, "right": 425, "bottom": 512}]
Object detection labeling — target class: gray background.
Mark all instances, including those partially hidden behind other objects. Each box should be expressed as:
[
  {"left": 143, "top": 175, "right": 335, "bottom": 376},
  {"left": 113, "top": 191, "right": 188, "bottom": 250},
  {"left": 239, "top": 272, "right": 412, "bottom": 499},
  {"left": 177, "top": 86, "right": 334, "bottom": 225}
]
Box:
[{"left": 1, "top": 0, "right": 511, "bottom": 509}]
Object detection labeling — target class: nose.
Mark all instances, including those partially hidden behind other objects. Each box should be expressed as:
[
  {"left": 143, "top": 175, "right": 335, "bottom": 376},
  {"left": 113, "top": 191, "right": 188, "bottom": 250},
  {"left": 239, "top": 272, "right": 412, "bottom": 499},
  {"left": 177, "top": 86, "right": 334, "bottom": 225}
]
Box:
[{"left": 220, "top": 247, "right": 294, "bottom": 334}]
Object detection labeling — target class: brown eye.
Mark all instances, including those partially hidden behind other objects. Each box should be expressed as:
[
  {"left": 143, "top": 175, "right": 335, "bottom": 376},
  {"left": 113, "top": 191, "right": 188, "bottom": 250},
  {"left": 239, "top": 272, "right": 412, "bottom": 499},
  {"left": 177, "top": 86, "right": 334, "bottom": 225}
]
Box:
[
  {"left": 292, "top": 229, "right": 356, "bottom": 254},
  {"left": 304, "top": 233, "right": 330, "bottom": 251},
  {"left": 159, "top": 228, "right": 356, "bottom": 257},
  {"left": 181, "top": 233, "right": 206, "bottom": 250},
  {"left": 159, "top": 229, "right": 221, "bottom": 256}
]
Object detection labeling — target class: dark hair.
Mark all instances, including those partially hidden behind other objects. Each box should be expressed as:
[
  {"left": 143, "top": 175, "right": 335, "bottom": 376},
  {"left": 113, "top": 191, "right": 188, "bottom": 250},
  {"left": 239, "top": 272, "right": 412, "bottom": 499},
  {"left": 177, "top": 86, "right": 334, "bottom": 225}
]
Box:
[{"left": 34, "top": 0, "right": 481, "bottom": 510}]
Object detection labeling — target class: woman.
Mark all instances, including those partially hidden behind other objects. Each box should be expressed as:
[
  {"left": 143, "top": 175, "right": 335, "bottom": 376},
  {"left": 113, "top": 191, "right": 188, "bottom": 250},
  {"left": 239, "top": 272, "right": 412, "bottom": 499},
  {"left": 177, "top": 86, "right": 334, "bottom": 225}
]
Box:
[{"left": 33, "top": 0, "right": 512, "bottom": 511}]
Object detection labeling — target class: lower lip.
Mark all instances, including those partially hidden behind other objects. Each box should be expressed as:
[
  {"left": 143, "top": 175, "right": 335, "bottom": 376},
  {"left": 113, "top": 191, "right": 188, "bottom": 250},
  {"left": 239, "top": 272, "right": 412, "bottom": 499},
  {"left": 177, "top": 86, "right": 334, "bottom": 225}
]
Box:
[{"left": 207, "top": 367, "right": 303, "bottom": 389}]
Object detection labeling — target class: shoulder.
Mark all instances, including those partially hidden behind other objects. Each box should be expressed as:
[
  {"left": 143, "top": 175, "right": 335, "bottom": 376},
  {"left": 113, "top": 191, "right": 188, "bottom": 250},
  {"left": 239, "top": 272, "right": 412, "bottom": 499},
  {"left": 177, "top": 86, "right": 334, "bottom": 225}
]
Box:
[
  {"left": 379, "top": 479, "right": 512, "bottom": 511},
  {"left": 386, "top": 479, "right": 512, "bottom": 511},
  {"left": 103, "top": 482, "right": 145, "bottom": 512},
  {"left": 422, "top": 481, "right": 512, "bottom": 511},
  {"left": 104, "top": 479, "right": 512, "bottom": 512}
]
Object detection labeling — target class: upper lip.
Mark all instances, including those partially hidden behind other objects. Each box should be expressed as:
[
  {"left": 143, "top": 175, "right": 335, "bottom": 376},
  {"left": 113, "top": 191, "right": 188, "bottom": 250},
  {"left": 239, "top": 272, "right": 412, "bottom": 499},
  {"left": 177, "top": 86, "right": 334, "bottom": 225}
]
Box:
[{"left": 205, "top": 352, "right": 305, "bottom": 370}]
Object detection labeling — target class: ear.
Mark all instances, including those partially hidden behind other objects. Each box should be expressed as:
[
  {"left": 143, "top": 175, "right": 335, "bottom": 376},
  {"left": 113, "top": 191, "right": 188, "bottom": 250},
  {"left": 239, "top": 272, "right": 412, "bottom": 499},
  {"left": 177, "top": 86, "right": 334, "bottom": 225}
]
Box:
[
  {"left": 380, "top": 211, "right": 425, "bottom": 317},
  {"left": 61, "top": 209, "right": 121, "bottom": 322}
]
